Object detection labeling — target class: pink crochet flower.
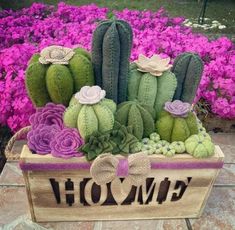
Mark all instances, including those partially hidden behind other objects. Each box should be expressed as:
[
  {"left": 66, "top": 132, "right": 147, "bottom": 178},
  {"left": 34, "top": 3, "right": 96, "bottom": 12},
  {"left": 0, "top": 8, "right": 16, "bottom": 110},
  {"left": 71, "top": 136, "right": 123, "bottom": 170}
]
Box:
[
  {"left": 50, "top": 128, "right": 84, "bottom": 159},
  {"left": 27, "top": 124, "right": 61, "bottom": 154},
  {"left": 29, "top": 103, "right": 65, "bottom": 129}
]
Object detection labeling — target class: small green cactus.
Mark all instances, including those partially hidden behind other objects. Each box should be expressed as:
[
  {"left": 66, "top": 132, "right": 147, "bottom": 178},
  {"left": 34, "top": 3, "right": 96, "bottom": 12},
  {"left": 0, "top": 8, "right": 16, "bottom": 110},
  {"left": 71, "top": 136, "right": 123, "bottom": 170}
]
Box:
[
  {"left": 64, "top": 96, "right": 116, "bottom": 140},
  {"left": 172, "top": 52, "right": 204, "bottom": 104},
  {"left": 156, "top": 111, "right": 198, "bottom": 142},
  {"left": 91, "top": 18, "right": 133, "bottom": 103}
]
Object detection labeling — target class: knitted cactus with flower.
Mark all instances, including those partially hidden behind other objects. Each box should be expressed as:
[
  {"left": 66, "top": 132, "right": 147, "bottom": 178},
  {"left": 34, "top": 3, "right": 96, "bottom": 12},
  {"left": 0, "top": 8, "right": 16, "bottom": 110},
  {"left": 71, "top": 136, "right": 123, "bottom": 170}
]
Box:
[
  {"left": 128, "top": 54, "right": 177, "bottom": 117},
  {"left": 26, "top": 46, "right": 94, "bottom": 107}
]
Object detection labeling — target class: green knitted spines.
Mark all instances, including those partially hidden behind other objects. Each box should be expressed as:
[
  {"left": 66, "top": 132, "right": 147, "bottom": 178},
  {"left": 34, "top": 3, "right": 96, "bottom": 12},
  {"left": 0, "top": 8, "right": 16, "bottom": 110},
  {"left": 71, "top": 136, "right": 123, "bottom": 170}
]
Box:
[
  {"left": 91, "top": 21, "right": 112, "bottom": 86},
  {"left": 172, "top": 52, "right": 204, "bottom": 104},
  {"left": 115, "top": 101, "right": 155, "bottom": 140},
  {"left": 69, "top": 53, "right": 94, "bottom": 91},
  {"left": 91, "top": 18, "right": 133, "bottom": 103},
  {"left": 46, "top": 65, "right": 74, "bottom": 105},
  {"left": 102, "top": 22, "right": 120, "bottom": 103},
  {"left": 154, "top": 71, "right": 177, "bottom": 117},
  {"left": 128, "top": 66, "right": 177, "bottom": 117},
  {"left": 137, "top": 73, "right": 158, "bottom": 107},
  {"left": 25, "top": 62, "right": 50, "bottom": 107},
  {"left": 116, "top": 21, "right": 133, "bottom": 103}
]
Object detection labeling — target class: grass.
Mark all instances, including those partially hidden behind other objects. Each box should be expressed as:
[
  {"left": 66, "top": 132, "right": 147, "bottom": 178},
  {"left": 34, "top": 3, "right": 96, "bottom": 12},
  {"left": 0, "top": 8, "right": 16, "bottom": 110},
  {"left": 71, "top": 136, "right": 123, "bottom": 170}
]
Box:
[{"left": 0, "top": 0, "right": 234, "bottom": 36}]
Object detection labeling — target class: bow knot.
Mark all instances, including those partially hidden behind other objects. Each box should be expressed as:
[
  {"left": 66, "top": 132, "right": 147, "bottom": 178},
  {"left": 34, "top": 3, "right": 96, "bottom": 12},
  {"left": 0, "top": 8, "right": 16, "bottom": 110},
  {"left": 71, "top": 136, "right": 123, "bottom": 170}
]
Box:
[{"left": 90, "top": 153, "right": 151, "bottom": 186}]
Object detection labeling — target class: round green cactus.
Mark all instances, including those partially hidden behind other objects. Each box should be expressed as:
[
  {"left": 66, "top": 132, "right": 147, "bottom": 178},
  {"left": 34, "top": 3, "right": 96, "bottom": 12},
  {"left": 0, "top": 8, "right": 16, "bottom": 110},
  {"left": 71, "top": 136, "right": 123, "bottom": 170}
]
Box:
[
  {"left": 26, "top": 47, "right": 95, "bottom": 107},
  {"left": 185, "top": 134, "right": 215, "bottom": 158},
  {"left": 63, "top": 87, "right": 116, "bottom": 140},
  {"left": 162, "top": 145, "right": 176, "bottom": 157},
  {"left": 156, "top": 110, "right": 198, "bottom": 142},
  {"left": 170, "top": 141, "right": 185, "bottom": 154},
  {"left": 115, "top": 101, "right": 155, "bottom": 140}
]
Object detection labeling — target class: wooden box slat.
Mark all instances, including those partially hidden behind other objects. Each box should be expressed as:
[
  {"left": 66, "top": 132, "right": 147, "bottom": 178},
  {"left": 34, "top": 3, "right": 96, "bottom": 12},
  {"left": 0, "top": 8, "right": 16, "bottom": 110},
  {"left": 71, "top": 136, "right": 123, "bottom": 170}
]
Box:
[{"left": 20, "top": 145, "right": 224, "bottom": 222}]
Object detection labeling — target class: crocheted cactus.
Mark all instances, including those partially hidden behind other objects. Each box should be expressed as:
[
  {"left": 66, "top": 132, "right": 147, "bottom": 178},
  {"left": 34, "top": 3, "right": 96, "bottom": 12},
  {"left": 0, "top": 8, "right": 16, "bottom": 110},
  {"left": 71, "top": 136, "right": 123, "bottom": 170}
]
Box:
[
  {"left": 91, "top": 18, "right": 133, "bottom": 103},
  {"left": 64, "top": 86, "right": 116, "bottom": 140},
  {"left": 156, "top": 110, "right": 198, "bottom": 142},
  {"left": 115, "top": 101, "right": 155, "bottom": 140},
  {"left": 128, "top": 66, "right": 177, "bottom": 117},
  {"left": 26, "top": 46, "right": 94, "bottom": 107},
  {"left": 172, "top": 52, "right": 204, "bottom": 104},
  {"left": 185, "top": 134, "right": 215, "bottom": 158}
]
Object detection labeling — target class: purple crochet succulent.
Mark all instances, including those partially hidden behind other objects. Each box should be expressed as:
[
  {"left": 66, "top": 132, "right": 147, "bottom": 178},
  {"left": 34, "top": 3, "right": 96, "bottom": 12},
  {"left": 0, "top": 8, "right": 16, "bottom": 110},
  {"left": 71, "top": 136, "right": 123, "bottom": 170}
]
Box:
[
  {"left": 164, "top": 100, "right": 191, "bottom": 117},
  {"left": 27, "top": 124, "right": 61, "bottom": 154},
  {"left": 29, "top": 103, "right": 65, "bottom": 129},
  {"left": 50, "top": 128, "right": 84, "bottom": 159}
]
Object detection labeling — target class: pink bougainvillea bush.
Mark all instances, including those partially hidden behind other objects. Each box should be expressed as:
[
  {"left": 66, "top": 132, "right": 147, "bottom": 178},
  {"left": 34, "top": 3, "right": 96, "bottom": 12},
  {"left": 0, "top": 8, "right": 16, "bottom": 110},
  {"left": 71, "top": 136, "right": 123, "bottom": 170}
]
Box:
[{"left": 0, "top": 3, "right": 234, "bottom": 132}]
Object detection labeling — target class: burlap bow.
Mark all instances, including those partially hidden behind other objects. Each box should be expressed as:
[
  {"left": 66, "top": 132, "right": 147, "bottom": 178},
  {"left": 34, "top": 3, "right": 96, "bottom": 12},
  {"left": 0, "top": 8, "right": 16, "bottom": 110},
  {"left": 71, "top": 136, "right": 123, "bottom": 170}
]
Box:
[{"left": 90, "top": 152, "right": 151, "bottom": 186}]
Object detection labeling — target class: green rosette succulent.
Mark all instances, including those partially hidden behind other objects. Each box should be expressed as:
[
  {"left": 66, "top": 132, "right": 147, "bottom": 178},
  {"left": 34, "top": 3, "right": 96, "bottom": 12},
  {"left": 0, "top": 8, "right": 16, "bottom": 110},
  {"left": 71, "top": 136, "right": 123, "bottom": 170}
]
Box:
[
  {"left": 115, "top": 101, "right": 155, "bottom": 140},
  {"left": 110, "top": 122, "right": 141, "bottom": 154},
  {"left": 79, "top": 131, "right": 116, "bottom": 161},
  {"left": 185, "top": 134, "right": 215, "bottom": 158},
  {"left": 80, "top": 122, "right": 141, "bottom": 160},
  {"left": 63, "top": 86, "right": 116, "bottom": 140},
  {"left": 156, "top": 100, "right": 198, "bottom": 142},
  {"left": 26, "top": 46, "right": 94, "bottom": 107}
]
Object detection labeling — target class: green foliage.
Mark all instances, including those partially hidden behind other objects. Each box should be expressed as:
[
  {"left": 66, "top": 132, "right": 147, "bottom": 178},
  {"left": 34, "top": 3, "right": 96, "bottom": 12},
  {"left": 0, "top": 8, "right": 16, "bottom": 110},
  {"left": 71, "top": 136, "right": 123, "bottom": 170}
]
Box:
[
  {"left": 25, "top": 48, "right": 94, "bottom": 107},
  {"left": 172, "top": 52, "right": 203, "bottom": 104},
  {"left": 91, "top": 18, "right": 133, "bottom": 103}
]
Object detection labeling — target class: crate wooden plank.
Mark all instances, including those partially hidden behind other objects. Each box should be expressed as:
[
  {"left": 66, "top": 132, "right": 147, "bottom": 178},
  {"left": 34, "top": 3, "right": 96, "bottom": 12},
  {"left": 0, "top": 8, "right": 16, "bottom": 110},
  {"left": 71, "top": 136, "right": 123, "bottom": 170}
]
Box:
[{"left": 20, "top": 145, "right": 224, "bottom": 222}]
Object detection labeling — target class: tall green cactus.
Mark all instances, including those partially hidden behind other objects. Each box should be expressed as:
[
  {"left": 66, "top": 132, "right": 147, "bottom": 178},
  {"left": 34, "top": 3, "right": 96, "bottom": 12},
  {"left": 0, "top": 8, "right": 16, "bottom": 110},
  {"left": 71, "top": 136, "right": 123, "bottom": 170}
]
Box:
[
  {"left": 91, "top": 18, "right": 133, "bottom": 103},
  {"left": 128, "top": 66, "right": 177, "bottom": 118},
  {"left": 172, "top": 52, "right": 204, "bottom": 104}
]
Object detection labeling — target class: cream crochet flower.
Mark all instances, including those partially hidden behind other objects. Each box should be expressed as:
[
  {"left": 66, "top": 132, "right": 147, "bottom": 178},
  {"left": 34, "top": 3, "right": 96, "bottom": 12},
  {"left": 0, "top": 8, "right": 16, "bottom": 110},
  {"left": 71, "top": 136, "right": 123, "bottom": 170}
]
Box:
[
  {"left": 135, "top": 54, "right": 172, "bottom": 76},
  {"left": 39, "top": 45, "right": 75, "bottom": 65},
  {"left": 75, "top": 86, "right": 106, "bottom": 105}
]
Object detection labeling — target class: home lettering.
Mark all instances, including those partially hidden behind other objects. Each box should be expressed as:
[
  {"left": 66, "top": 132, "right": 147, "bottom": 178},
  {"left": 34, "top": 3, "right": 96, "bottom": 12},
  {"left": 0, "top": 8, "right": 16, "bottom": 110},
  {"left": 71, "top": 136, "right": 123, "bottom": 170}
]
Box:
[{"left": 49, "top": 177, "right": 192, "bottom": 207}]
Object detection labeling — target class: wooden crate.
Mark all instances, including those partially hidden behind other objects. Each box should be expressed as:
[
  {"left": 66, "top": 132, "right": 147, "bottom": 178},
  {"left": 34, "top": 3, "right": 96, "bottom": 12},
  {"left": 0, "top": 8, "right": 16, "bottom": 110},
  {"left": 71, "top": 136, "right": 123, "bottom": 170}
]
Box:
[{"left": 20, "top": 145, "right": 224, "bottom": 222}]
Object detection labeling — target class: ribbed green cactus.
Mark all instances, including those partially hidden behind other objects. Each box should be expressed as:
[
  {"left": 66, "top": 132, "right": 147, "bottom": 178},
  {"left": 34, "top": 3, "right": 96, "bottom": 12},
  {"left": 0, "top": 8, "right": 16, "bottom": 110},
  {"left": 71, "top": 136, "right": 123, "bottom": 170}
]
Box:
[
  {"left": 156, "top": 111, "right": 198, "bottom": 142},
  {"left": 172, "top": 52, "right": 204, "bottom": 104},
  {"left": 64, "top": 98, "right": 116, "bottom": 140},
  {"left": 91, "top": 18, "right": 133, "bottom": 103},
  {"left": 115, "top": 101, "right": 155, "bottom": 140},
  {"left": 26, "top": 48, "right": 95, "bottom": 107},
  {"left": 128, "top": 66, "right": 177, "bottom": 117}
]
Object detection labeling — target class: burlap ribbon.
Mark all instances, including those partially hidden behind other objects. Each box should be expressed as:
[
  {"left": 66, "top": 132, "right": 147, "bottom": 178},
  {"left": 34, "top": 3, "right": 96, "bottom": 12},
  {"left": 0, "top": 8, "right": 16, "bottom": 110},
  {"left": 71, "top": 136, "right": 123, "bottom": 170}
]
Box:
[{"left": 90, "top": 152, "right": 151, "bottom": 186}]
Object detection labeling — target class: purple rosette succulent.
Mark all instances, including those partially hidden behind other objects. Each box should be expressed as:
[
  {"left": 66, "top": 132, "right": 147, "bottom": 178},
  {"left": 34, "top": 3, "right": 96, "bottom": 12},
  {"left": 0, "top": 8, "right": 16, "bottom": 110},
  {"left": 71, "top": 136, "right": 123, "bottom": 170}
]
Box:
[
  {"left": 29, "top": 103, "right": 65, "bottom": 129},
  {"left": 27, "top": 124, "right": 61, "bottom": 154},
  {"left": 50, "top": 128, "right": 84, "bottom": 159},
  {"left": 164, "top": 100, "right": 191, "bottom": 117}
]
